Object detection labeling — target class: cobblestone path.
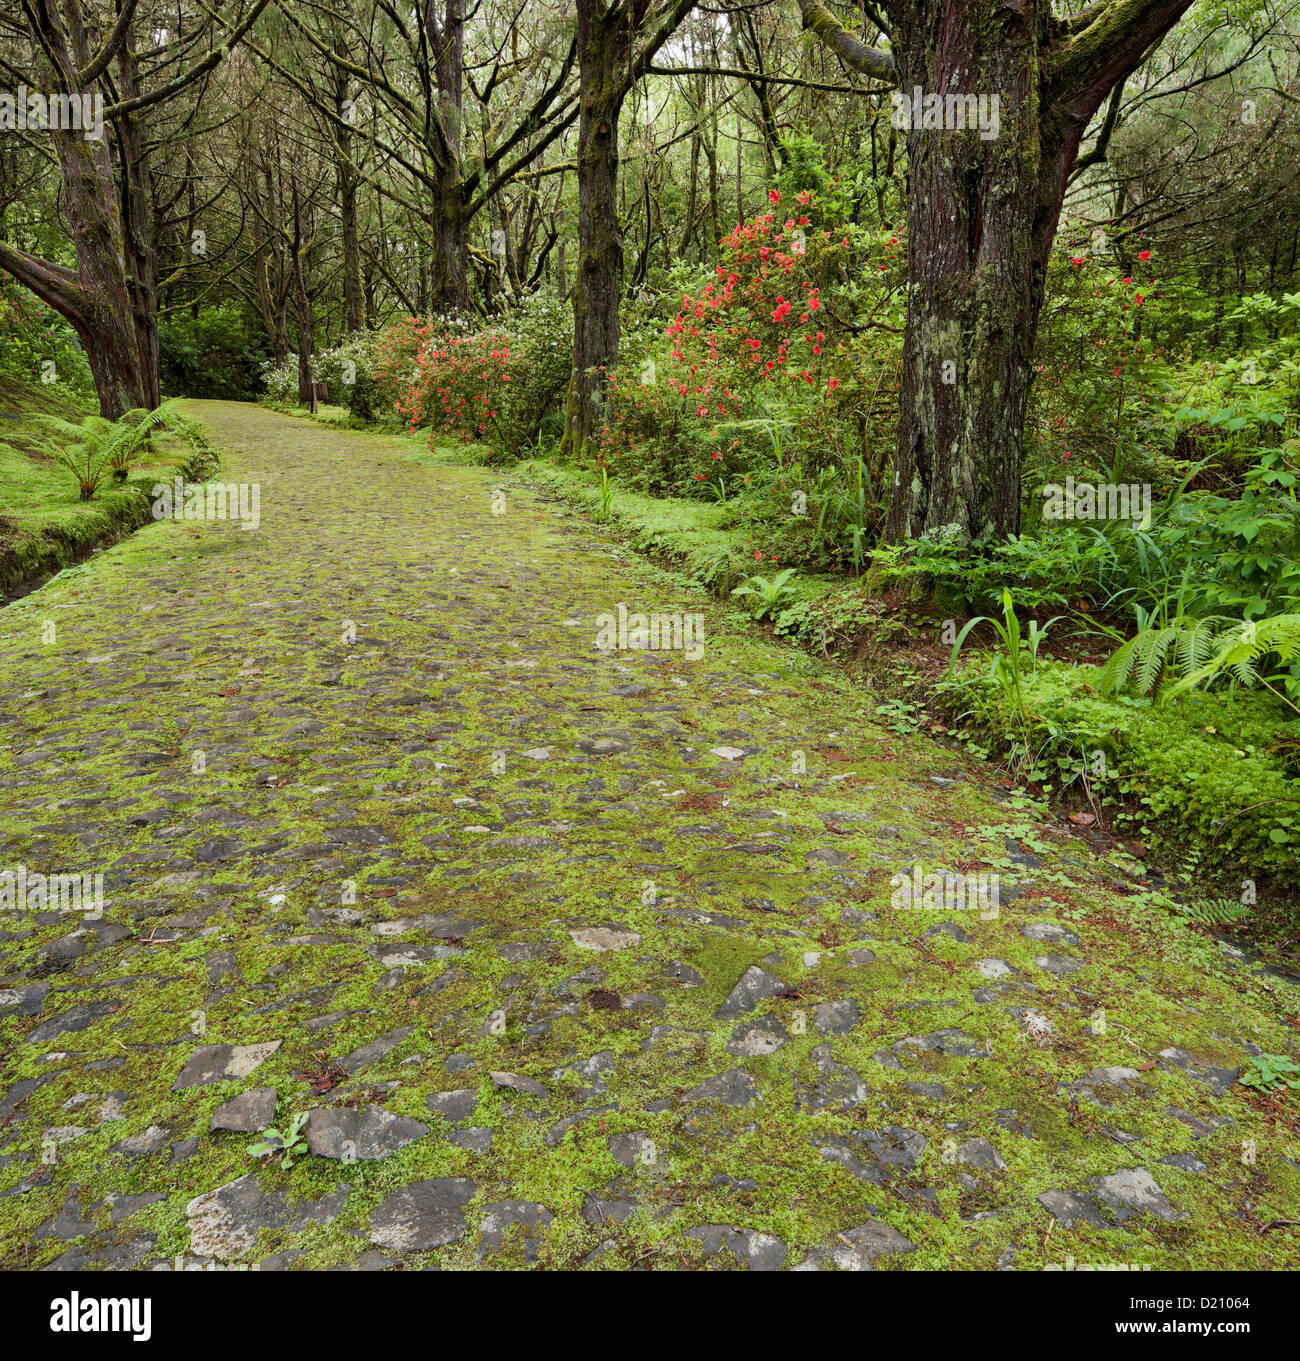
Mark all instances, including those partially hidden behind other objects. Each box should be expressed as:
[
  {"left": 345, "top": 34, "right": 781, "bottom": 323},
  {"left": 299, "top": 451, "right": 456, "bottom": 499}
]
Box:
[{"left": 1, "top": 401, "right": 1296, "bottom": 1270}]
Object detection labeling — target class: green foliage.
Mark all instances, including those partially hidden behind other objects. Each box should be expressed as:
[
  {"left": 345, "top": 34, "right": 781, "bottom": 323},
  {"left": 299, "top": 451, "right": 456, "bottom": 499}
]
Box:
[
  {"left": 730, "top": 566, "right": 798, "bottom": 620},
  {"left": 596, "top": 464, "right": 614, "bottom": 521},
  {"left": 34, "top": 401, "right": 181, "bottom": 500},
  {"left": 946, "top": 589, "right": 1060, "bottom": 729},
  {"left": 0, "top": 278, "right": 95, "bottom": 400},
  {"left": 159, "top": 306, "right": 266, "bottom": 400},
  {"left": 936, "top": 658, "right": 1300, "bottom": 882},
  {"left": 247, "top": 1112, "right": 309, "bottom": 1170},
  {"left": 1172, "top": 896, "right": 1253, "bottom": 928},
  {"left": 1238, "top": 1054, "right": 1300, "bottom": 1094},
  {"left": 1096, "top": 601, "right": 1229, "bottom": 698},
  {"left": 1166, "top": 614, "right": 1300, "bottom": 712}
]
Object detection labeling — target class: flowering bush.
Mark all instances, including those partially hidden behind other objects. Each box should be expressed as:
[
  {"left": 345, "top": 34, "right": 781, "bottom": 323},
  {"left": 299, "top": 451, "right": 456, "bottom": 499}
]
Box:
[
  {"left": 597, "top": 186, "right": 903, "bottom": 506},
  {"left": 1028, "top": 231, "right": 1166, "bottom": 486},
  {"left": 371, "top": 295, "right": 572, "bottom": 456},
  {"left": 258, "top": 353, "right": 299, "bottom": 406}
]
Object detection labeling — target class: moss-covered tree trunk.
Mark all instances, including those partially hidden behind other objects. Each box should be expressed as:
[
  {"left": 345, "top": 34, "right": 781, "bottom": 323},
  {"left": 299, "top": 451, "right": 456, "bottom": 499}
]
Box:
[
  {"left": 0, "top": 3, "right": 149, "bottom": 420},
  {"left": 117, "top": 33, "right": 162, "bottom": 411},
  {"left": 564, "top": 0, "right": 627, "bottom": 454},
  {"left": 884, "top": 0, "right": 1049, "bottom": 544},
  {"left": 430, "top": 182, "right": 470, "bottom": 316},
  {"left": 562, "top": 0, "right": 695, "bottom": 457},
  {"left": 425, "top": 0, "right": 469, "bottom": 317},
  {"left": 290, "top": 172, "right": 317, "bottom": 413},
  {"left": 331, "top": 57, "right": 366, "bottom": 333},
  {"left": 797, "top": 0, "right": 1195, "bottom": 545}
]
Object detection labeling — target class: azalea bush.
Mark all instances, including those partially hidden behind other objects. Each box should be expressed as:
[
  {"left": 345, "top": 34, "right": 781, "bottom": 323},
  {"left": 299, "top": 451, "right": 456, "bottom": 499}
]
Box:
[
  {"left": 597, "top": 184, "right": 903, "bottom": 503},
  {"left": 258, "top": 353, "right": 299, "bottom": 406},
  {"left": 370, "top": 296, "right": 571, "bottom": 454},
  {"left": 571, "top": 174, "right": 906, "bottom": 575}
]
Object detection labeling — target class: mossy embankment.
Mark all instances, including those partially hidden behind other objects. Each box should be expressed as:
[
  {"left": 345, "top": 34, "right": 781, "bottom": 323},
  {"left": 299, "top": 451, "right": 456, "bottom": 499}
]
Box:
[{"left": 0, "top": 380, "right": 217, "bottom": 602}]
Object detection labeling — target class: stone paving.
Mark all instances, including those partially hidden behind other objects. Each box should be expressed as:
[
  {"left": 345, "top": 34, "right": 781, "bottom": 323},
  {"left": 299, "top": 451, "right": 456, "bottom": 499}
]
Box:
[{"left": 1, "top": 401, "right": 1297, "bottom": 1270}]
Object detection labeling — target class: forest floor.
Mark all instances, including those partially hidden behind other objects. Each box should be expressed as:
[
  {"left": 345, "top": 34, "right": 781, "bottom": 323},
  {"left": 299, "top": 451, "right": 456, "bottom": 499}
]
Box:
[{"left": 1, "top": 400, "right": 1297, "bottom": 1271}]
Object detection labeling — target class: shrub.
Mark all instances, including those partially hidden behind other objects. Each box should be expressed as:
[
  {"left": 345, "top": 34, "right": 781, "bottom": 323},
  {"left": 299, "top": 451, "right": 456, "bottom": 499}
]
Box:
[
  {"left": 0, "top": 278, "right": 95, "bottom": 400},
  {"left": 940, "top": 657, "right": 1300, "bottom": 883},
  {"left": 598, "top": 187, "right": 903, "bottom": 500},
  {"left": 159, "top": 307, "right": 266, "bottom": 400},
  {"left": 368, "top": 296, "right": 572, "bottom": 454}
]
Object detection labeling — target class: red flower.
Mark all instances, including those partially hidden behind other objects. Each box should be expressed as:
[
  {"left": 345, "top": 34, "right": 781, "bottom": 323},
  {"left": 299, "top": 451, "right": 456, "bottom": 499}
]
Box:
[
  {"left": 1138, "top": 250, "right": 1151, "bottom": 261},
  {"left": 768, "top": 189, "right": 780, "bottom": 204}
]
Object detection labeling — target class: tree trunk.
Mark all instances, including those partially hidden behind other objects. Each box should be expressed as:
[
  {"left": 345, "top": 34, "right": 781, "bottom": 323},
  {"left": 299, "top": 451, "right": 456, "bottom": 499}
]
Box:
[
  {"left": 797, "top": 0, "right": 1195, "bottom": 545},
  {"left": 429, "top": 184, "right": 469, "bottom": 315},
  {"left": 884, "top": 3, "right": 1049, "bottom": 543},
  {"left": 425, "top": 0, "right": 469, "bottom": 315},
  {"left": 291, "top": 173, "right": 316, "bottom": 413},
  {"left": 0, "top": 139, "right": 150, "bottom": 420},
  {"left": 564, "top": 1, "right": 626, "bottom": 453},
  {"left": 117, "top": 32, "right": 162, "bottom": 410},
  {"left": 0, "top": 5, "right": 149, "bottom": 419},
  {"left": 330, "top": 47, "right": 366, "bottom": 333}
]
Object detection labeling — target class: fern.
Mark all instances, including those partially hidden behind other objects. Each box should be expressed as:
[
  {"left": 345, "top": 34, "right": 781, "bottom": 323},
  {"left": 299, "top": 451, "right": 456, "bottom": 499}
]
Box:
[
  {"left": 731, "top": 567, "right": 798, "bottom": 620},
  {"left": 1097, "top": 611, "right": 1234, "bottom": 697},
  {"left": 1173, "top": 896, "right": 1253, "bottom": 927},
  {"left": 107, "top": 401, "right": 179, "bottom": 478},
  {"left": 1164, "top": 615, "right": 1300, "bottom": 712},
  {"left": 35, "top": 401, "right": 183, "bottom": 497}
]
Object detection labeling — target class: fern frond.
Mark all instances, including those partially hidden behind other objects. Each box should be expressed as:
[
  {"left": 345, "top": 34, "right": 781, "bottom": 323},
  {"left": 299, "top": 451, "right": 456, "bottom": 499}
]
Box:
[
  {"left": 1165, "top": 615, "right": 1300, "bottom": 702},
  {"left": 1176, "top": 896, "right": 1252, "bottom": 926},
  {"left": 1097, "top": 633, "right": 1144, "bottom": 694},
  {"left": 34, "top": 414, "right": 89, "bottom": 443},
  {"left": 1134, "top": 627, "right": 1174, "bottom": 695}
]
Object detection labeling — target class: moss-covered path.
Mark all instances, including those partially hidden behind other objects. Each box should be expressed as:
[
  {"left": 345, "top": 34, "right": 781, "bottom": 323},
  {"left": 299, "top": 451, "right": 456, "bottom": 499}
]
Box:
[{"left": 1, "top": 401, "right": 1296, "bottom": 1271}]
